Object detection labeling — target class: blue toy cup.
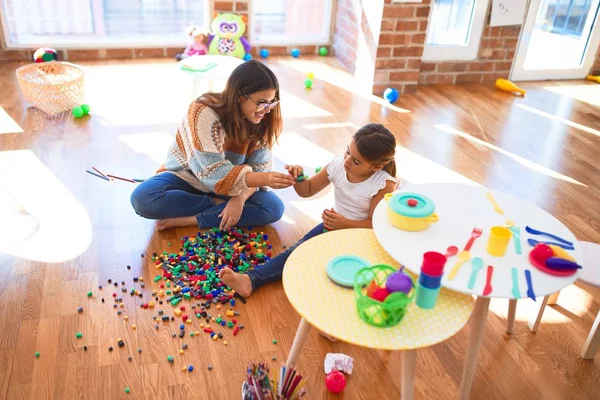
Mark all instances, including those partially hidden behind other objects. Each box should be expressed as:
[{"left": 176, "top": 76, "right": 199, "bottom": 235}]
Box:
[
  {"left": 418, "top": 271, "right": 442, "bottom": 289},
  {"left": 415, "top": 283, "right": 441, "bottom": 310}
]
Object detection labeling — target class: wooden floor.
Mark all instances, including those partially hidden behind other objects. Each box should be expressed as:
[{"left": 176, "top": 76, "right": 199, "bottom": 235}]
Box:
[{"left": 1, "top": 56, "right": 600, "bottom": 400}]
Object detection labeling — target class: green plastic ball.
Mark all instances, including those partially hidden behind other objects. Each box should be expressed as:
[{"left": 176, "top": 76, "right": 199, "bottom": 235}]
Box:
[
  {"left": 72, "top": 106, "right": 84, "bottom": 118},
  {"left": 304, "top": 79, "right": 313, "bottom": 89},
  {"left": 81, "top": 104, "right": 90, "bottom": 115},
  {"left": 319, "top": 47, "right": 328, "bottom": 56}
]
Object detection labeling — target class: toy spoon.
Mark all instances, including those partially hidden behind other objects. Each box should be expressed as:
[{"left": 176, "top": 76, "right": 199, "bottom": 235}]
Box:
[
  {"left": 467, "top": 257, "right": 484, "bottom": 290},
  {"left": 447, "top": 250, "right": 471, "bottom": 280}
]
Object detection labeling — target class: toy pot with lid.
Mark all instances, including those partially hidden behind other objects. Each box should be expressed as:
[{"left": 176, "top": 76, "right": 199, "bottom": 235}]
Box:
[{"left": 384, "top": 192, "right": 438, "bottom": 232}]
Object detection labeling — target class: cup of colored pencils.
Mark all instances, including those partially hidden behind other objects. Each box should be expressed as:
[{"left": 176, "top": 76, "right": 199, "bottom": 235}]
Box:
[{"left": 242, "top": 362, "right": 306, "bottom": 400}]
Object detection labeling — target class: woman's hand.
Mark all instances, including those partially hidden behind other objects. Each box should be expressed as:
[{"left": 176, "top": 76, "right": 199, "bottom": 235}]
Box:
[
  {"left": 285, "top": 164, "right": 304, "bottom": 180},
  {"left": 322, "top": 209, "right": 349, "bottom": 231},
  {"left": 263, "top": 171, "right": 296, "bottom": 189},
  {"left": 219, "top": 196, "right": 245, "bottom": 230},
  {"left": 245, "top": 171, "right": 296, "bottom": 189}
]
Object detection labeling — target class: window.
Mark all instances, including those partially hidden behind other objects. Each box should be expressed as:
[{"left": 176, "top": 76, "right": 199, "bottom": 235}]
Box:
[
  {"left": 1, "top": 0, "right": 209, "bottom": 48},
  {"left": 251, "top": 0, "right": 333, "bottom": 45},
  {"left": 423, "top": 0, "right": 490, "bottom": 61}
]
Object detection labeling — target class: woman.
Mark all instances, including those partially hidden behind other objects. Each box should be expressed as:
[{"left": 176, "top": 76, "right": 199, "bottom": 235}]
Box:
[{"left": 130, "top": 60, "right": 295, "bottom": 230}]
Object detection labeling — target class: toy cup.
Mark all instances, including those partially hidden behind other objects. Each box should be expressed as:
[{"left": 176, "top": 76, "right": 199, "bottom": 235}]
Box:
[
  {"left": 418, "top": 271, "right": 443, "bottom": 289},
  {"left": 486, "top": 226, "right": 512, "bottom": 257},
  {"left": 421, "top": 251, "right": 447, "bottom": 276},
  {"left": 415, "top": 283, "right": 441, "bottom": 310}
]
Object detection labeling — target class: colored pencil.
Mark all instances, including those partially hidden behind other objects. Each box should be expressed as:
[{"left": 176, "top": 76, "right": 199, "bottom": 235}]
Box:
[
  {"left": 86, "top": 170, "right": 109, "bottom": 181},
  {"left": 92, "top": 166, "right": 108, "bottom": 179},
  {"left": 106, "top": 174, "right": 136, "bottom": 183}
]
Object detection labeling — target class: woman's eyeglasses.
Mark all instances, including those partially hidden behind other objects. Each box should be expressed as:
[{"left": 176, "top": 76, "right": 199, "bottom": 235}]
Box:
[{"left": 243, "top": 93, "right": 280, "bottom": 113}]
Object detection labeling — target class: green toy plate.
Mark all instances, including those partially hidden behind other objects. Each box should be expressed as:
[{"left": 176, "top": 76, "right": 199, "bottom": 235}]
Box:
[{"left": 326, "top": 255, "right": 371, "bottom": 287}]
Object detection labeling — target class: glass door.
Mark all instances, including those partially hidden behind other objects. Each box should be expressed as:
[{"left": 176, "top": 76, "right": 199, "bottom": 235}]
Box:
[{"left": 511, "top": 0, "right": 600, "bottom": 80}]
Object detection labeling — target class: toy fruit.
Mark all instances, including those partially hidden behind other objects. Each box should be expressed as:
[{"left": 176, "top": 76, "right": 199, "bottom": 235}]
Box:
[
  {"left": 366, "top": 280, "right": 380, "bottom": 298},
  {"left": 325, "top": 371, "right": 346, "bottom": 393},
  {"left": 385, "top": 270, "right": 413, "bottom": 293},
  {"left": 548, "top": 244, "right": 576, "bottom": 262},
  {"left": 384, "top": 192, "right": 438, "bottom": 231},
  {"left": 530, "top": 243, "right": 554, "bottom": 264},
  {"left": 369, "top": 287, "right": 390, "bottom": 302}
]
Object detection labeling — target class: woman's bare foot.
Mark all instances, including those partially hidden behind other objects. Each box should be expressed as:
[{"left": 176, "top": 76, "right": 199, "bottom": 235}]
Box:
[
  {"left": 319, "top": 330, "right": 338, "bottom": 342},
  {"left": 155, "top": 216, "right": 197, "bottom": 231},
  {"left": 218, "top": 267, "right": 253, "bottom": 298}
]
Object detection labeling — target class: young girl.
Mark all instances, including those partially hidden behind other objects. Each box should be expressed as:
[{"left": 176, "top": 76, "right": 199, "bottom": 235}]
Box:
[{"left": 219, "top": 123, "right": 399, "bottom": 297}]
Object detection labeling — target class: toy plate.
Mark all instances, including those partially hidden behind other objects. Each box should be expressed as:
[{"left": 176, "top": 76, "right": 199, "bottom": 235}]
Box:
[
  {"left": 528, "top": 251, "right": 577, "bottom": 277},
  {"left": 326, "top": 255, "right": 371, "bottom": 287}
]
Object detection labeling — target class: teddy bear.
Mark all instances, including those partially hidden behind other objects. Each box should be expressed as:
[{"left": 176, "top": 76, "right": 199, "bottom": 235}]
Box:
[
  {"left": 206, "top": 13, "right": 251, "bottom": 59},
  {"left": 175, "top": 25, "right": 209, "bottom": 61}
]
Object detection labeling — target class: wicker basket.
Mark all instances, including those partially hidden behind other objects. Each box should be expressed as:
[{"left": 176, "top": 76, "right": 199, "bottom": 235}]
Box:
[
  {"left": 354, "top": 264, "right": 415, "bottom": 328},
  {"left": 15, "top": 62, "right": 85, "bottom": 116}
]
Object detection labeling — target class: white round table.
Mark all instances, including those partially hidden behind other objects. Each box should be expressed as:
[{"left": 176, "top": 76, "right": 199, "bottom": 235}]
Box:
[
  {"left": 372, "top": 182, "right": 581, "bottom": 399},
  {"left": 178, "top": 55, "right": 244, "bottom": 97}
]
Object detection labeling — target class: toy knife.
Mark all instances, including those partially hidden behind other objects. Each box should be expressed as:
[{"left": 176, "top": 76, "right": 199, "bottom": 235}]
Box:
[
  {"left": 525, "top": 269, "right": 536, "bottom": 301},
  {"left": 525, "top": 226, "right": 573, "bottom": 246},
  {"left": 526, "top": 238, "right": 575, "bottom": 250},
  {"left": 482, "top": 265, "right": 493, "bottom": 296},
  {"left": 511, "top": 267, "right": 521, "bottom": 298}
]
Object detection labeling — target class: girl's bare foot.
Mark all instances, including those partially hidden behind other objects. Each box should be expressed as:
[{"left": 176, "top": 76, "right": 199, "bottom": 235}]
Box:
[
  {"left": 319, "top": 330, "right": 338, "bottom": 342},
  {"left": 155, "top": 216, "right": 197, "bottom": 231},
  {"left": 218, "top": 267, "right": 253, "bottom": 298}
]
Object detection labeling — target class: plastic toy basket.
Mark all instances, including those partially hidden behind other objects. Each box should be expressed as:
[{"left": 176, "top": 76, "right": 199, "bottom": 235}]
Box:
[
  {"left": 354, "top": 264, "right": 414, "bottom": 328},
  {"left": 15, "top": 61, "right": 85, "bottom": 115}
]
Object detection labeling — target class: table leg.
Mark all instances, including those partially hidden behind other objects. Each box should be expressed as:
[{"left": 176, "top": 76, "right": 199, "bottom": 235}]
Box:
[
  {"left": 459, "top": 296, "right": 490, "bottom": 400},
  {"left": 192, "top": 78, "right": 203, "bottom": 98},
  {"left": 401, "top": 349, "right": 416, "bottom": 400},
  {"left": 286, "top": 317, "right": 312, "bottom": 368},
  {"left": 581, "top": 310, "right": 600, "bottom": 359},
  {"left": 547, "top": 291, "right": 560, "bottom": 305},
  {"left": 506, "top": 299, "right": 517, "bottom": 334},
  {"left": 527, "top": 295, "right": 550, "bottom": 333}
]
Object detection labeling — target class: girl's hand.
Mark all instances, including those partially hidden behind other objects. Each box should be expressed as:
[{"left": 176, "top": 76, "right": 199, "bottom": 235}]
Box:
[
  {"left": 322, "top": 209, "right": 348, "bottom": 231},
  {"left": 285, "top": 164, "right": 304, "bottom": 180},
  {"left": 264, "top": 171, "right": 296, "bottom": 189},
  {"left": 219, "top": 196, "right": 245, "bottom": 230}
]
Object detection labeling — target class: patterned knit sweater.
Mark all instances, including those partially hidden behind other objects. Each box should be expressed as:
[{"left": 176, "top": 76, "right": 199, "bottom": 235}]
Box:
[{"left": 157, "top": 101, "right": 273, "bottom": 196}]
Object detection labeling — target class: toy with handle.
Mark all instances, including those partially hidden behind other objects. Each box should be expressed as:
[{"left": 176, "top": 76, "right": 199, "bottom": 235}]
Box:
[
  {"left": 527, "top": 238, "right": 574, "bottom": 250},
  {"left": 525, "top": 226, "right": 573, "bottom": 246},
  {"left": 482, "top": 265, "right": 494, "bottom": 296}
]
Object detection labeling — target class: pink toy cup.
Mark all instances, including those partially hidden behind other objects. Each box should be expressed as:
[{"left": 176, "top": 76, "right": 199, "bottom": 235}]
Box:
[{"left": 421, "top": 251, "right": 447, "bottom": 277}]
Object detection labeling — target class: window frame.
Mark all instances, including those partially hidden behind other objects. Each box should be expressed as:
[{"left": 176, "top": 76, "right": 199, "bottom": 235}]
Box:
[
  {"left": 249, "top": 0, "right": 334, "bottom": 46},
  {"left": 422, "top": 0, "right": 490, "bottom": 61},
  {"left": 0, "top": 0, "right": 211, "bottom": 49}
]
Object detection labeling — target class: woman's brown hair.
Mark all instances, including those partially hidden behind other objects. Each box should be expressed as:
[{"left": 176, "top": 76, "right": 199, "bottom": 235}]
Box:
[
  {"left": 353, "top": 123, "right": 397, "bottom": 177},
  {"left": 195, "top": 60, "right": 282, "bottom": 148}
]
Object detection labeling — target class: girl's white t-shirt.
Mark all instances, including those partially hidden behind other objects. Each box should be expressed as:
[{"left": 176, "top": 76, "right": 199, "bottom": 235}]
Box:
[{"left": 326, "top": 156, "right": 399, "bottom": 221}]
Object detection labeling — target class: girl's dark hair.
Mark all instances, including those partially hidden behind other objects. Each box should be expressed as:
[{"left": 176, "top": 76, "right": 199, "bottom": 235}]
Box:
[
  {"left": 353, "top": 123, "right": 397, "bottom": 177},
  {"left": 195, "top": 60, "right": 282, "bottom": 147}
]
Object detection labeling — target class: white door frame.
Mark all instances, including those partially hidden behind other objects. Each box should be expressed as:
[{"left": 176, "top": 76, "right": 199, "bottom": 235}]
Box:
[{"left": 511, "top": 0, "right": 600, "bottom": 81}]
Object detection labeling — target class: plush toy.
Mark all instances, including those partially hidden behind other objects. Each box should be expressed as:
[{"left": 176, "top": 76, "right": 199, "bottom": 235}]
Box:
[
  {"left": 175, "top": 26, "right": 208, "bottom": 61},
  {"left": 207, "top": 13, "right": 251, "bottom": 59}
]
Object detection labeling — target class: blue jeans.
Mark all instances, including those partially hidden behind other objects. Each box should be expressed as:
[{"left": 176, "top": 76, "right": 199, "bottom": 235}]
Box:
[
  {"left": 246, "top": 223, "right": 325, "bottom": 291},
  {"left": 130, "top": 172, "right": 284, "bottom": 228}
]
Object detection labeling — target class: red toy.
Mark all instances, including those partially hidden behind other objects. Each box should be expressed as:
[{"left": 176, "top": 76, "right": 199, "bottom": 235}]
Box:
[{"left": 325, "top": 371, "right": 346, "bottom": 393}]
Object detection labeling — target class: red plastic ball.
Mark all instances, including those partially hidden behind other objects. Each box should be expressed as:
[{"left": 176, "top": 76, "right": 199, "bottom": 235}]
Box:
[
  {"left": 325, "top": 371, "right": 346, "bottom": 393},
  {"left": 407, "top": 198, "right": 418, "bottom": 207}
]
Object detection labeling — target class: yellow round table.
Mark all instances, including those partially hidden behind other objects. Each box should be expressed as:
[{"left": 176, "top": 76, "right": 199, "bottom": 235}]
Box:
[{"left": 282, "top": 229, "right": 474, "bottom": 399}]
